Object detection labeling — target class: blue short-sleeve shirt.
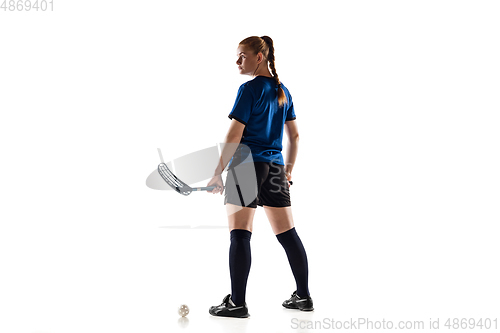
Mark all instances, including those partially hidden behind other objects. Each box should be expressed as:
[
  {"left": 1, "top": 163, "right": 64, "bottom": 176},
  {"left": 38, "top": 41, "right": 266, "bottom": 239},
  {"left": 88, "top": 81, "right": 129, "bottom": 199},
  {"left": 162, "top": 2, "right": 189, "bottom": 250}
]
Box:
[{"left": 227, "top": 76, "right": 296, "bottom": 168}]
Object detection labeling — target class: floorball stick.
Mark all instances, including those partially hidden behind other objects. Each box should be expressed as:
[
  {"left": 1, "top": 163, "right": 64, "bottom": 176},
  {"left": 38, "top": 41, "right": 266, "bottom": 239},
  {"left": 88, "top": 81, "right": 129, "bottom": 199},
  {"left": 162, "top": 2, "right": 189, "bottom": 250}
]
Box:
[{"left": 157, "top": 148, "right": 216, "bottom": 196}]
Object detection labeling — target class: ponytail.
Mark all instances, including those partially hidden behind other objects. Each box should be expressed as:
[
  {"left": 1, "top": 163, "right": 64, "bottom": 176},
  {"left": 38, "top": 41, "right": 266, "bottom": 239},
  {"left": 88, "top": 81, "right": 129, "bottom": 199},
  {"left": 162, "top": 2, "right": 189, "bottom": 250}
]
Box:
[{"left": 260, "top": 36, "right": 287, "bottom": 107}]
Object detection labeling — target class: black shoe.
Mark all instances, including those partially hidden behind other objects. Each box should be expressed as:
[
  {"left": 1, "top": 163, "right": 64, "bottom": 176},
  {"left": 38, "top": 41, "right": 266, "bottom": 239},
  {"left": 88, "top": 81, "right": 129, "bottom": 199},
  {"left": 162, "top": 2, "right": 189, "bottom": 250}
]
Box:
[
  {"left": 209, "top": 294, "right": 250, "bottom": 318},
  {"left": 282, "top": 290, "right": 314, "bottom": 311}
]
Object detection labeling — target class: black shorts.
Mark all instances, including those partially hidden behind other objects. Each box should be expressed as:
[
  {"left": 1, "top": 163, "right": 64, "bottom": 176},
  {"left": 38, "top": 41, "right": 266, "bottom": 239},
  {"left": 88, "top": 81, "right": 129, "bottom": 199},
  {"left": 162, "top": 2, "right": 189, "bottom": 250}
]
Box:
[{"left": 224, "top": 161, "right": 291, "bottom": 208}]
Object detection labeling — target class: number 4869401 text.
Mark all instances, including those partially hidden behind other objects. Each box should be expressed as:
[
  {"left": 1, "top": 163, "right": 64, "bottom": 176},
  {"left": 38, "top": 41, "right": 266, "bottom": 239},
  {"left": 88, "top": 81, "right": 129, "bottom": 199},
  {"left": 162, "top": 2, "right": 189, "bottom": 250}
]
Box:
[{"left": 1, "top": 0, "right": 54, "bottom": 11}]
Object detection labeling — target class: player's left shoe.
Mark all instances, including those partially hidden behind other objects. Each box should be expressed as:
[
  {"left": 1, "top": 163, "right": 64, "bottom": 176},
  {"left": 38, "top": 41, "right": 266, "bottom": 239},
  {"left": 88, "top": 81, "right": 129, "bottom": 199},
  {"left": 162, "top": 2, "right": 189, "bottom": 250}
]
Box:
[{"left": 209, "top": 294, "right": 250, "bottom": 318}]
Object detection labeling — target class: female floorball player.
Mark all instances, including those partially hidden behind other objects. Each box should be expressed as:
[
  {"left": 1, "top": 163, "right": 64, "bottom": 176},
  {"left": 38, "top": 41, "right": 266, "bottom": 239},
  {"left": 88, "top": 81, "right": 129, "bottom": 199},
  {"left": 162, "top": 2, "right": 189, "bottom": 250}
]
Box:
[{"left": 206, "top": 36, "right": 313, "bottom": 318}]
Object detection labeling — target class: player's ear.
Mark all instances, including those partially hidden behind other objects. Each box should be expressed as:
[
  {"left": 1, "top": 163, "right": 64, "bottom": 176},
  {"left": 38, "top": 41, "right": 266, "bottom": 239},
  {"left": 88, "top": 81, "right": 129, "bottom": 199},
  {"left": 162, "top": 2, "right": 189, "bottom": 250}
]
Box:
[{"left": 257, "top": 52, "right": 264, "bottom": 63}]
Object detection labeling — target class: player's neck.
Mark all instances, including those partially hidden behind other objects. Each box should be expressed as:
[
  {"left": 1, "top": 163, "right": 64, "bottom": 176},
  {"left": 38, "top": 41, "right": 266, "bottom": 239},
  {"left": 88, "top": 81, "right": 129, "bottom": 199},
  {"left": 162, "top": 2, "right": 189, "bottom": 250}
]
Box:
[
  {"left": 253, "top": 73, "right": 273, "bottom": 78},
  {"left": 252, "top": 67, "right": 273, "bottom": 78}
]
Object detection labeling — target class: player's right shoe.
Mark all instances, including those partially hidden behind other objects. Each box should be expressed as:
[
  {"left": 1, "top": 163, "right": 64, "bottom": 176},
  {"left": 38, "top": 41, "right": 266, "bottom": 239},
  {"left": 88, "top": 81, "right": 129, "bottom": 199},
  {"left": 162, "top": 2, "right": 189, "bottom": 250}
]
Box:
[
  {"left": 209, "top": 294, "right": 250, "bottom": 318},
  {"left": 282, "top": 290, "right": 314, "bottom": 311}
]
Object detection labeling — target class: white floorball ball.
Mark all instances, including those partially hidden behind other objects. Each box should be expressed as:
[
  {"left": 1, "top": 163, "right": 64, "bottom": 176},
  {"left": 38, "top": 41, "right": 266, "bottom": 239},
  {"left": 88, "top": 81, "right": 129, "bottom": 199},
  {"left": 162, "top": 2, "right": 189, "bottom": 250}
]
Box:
[{"left": 178, "top": 304, "right": 189, "bottom": 317}]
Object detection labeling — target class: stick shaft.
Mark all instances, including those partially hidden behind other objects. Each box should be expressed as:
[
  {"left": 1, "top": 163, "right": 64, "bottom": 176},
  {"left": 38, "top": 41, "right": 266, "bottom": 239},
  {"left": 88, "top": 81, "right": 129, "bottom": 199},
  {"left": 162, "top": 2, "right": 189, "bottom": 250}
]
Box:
[{"left": 191, "top": 186, "right": 216, "bottom": 191}]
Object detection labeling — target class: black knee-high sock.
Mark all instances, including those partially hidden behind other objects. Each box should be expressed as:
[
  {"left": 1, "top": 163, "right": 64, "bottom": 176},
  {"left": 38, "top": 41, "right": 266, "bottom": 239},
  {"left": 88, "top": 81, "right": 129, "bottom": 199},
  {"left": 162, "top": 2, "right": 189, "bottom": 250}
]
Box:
[
  {"left": 229, "top": 229, "right": 252, "bottom": 306},
  {"left": 276, "top": 227, "right": 310, "bottom": 298}
]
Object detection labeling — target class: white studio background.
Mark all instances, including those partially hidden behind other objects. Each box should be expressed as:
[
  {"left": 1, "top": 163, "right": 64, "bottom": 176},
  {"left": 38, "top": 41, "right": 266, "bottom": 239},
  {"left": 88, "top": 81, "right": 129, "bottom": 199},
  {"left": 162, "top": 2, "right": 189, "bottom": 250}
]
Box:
[{"left": 1, "top": 1, "right": 499, "bottom": 333}]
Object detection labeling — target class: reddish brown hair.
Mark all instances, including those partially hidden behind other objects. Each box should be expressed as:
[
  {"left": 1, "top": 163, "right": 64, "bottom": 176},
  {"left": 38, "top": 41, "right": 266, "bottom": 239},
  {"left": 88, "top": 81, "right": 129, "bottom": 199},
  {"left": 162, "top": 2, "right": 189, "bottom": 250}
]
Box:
[{"left": 239, "top": 36, "right": 288, "bottom": 107}]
